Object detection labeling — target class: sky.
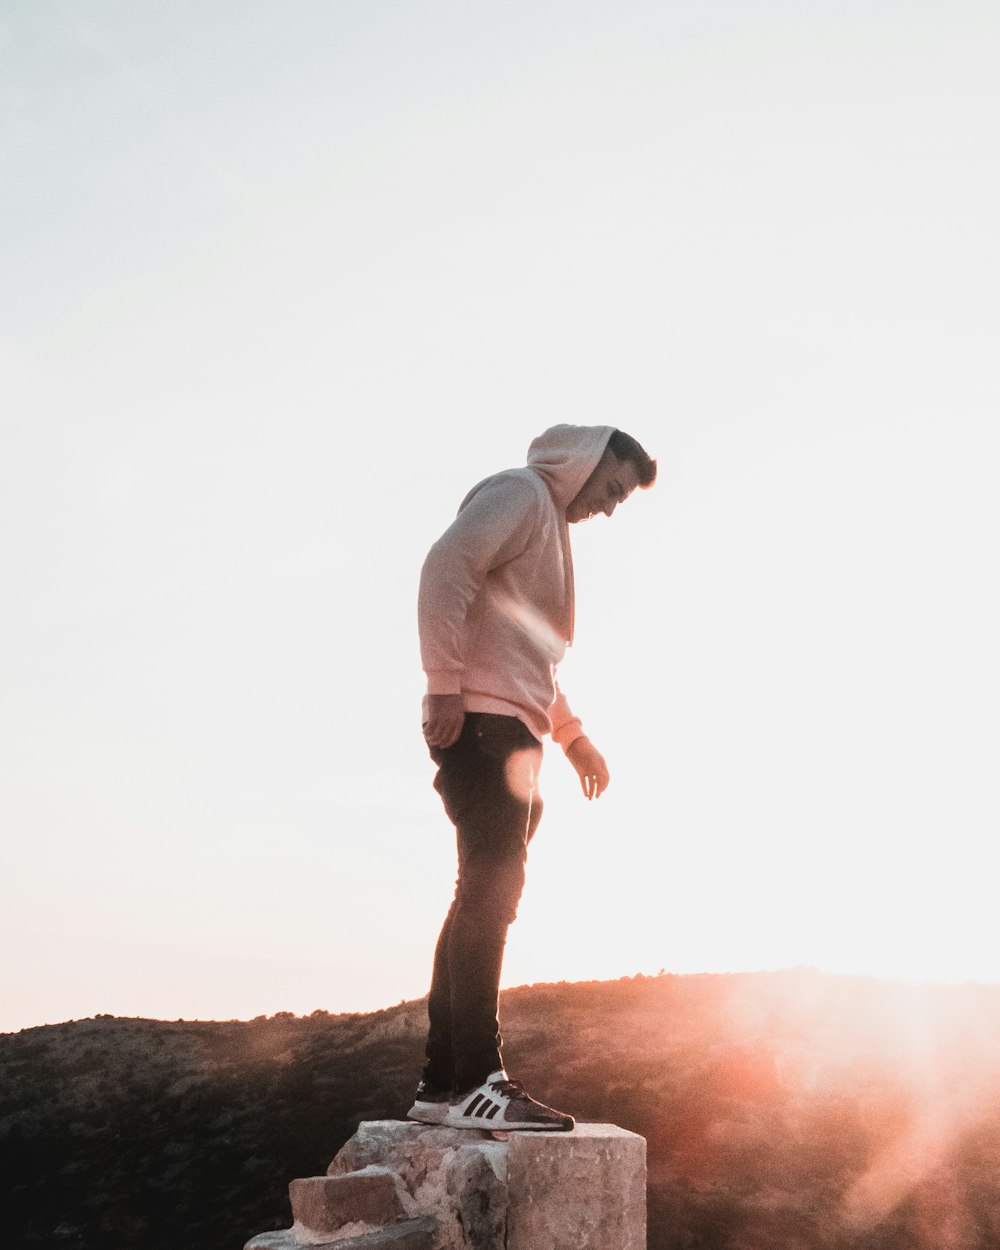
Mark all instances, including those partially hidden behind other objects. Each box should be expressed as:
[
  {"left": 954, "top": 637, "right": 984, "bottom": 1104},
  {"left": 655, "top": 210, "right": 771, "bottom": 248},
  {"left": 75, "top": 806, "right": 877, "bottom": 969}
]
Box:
[{"left": 2, "top": 0, "right": 998, "bottom": 1035}]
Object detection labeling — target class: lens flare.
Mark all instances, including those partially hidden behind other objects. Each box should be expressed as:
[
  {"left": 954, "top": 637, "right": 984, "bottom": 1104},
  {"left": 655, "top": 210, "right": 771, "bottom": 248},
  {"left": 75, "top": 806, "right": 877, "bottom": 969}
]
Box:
[{"left": 505, "top": 747, "right": 539, "bottom": 805}]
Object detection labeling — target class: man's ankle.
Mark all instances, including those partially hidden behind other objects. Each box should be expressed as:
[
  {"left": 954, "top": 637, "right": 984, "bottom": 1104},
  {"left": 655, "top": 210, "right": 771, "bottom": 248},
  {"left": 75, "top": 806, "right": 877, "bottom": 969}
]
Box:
[{"left": 455, "top": 1067, "right": 505, "bottom": 1096}]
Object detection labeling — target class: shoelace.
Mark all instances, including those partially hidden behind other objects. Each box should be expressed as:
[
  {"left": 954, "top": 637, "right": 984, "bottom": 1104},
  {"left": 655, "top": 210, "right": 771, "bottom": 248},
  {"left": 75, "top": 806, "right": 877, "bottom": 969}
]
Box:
[{"left": 489, "top": 1078, "right": 526, "bottom": 1096}]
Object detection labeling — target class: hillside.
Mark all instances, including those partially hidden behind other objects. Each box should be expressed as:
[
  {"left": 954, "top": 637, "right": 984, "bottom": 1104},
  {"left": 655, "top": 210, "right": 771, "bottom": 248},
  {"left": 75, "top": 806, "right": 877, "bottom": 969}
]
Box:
[{"left": 4, "top": 970, "right": 1000, "bottom": 1249}]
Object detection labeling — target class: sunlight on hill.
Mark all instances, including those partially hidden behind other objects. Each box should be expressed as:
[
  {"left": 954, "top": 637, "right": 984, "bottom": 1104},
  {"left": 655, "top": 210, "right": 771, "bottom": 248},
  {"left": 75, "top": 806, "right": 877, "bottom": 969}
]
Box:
[{"left": 5, "top": 971, "right": 1000, "bottom": 1248}]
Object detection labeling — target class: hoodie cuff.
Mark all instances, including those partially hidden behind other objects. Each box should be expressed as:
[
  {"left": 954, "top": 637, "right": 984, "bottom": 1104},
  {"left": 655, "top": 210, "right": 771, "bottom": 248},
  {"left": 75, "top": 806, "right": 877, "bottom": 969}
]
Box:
[
  {"left": 552, "top": 718, "right": 585, "bottom": 754},
  {"left": 425, "top": 670, "right": 463, "bottom": 696}
]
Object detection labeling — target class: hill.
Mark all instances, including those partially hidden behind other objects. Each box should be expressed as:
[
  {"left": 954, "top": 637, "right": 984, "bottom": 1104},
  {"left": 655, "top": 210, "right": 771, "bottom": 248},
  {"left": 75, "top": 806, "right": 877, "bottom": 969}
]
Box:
[{"left": 3, "top": 969, "right": 1000, "bottom": 1249}]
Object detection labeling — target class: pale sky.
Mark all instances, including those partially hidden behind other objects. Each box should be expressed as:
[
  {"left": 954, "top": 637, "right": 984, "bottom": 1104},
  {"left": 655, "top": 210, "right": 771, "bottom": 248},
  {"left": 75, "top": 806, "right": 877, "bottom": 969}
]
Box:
[{"left": 2, "top": 1, "right": 998, "bottom": 1034}]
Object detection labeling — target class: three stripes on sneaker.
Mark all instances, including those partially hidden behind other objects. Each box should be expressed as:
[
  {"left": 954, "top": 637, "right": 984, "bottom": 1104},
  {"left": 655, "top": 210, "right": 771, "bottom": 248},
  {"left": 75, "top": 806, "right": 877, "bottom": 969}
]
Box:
[{"left": 462, "top": 1091, "right": 502, "bottom": 1121}]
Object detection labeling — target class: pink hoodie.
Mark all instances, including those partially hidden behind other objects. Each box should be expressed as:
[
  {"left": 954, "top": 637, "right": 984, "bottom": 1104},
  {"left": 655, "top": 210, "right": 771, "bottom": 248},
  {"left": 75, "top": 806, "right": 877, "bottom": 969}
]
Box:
[{"left": 419, "top": 424, "right": 615, "bottom": 747}]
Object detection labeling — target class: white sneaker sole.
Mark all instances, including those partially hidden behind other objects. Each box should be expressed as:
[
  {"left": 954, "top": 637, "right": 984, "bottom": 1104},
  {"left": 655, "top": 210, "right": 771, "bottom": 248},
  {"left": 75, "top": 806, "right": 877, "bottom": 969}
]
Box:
[
  {"left": 443, "top": 1102, "right": 574, "bottom": 1132},
  {"left": 443, "top": 1112, "right": 574, "bottom": 1131},
  {"left": 407, "top": 1101, "right": 450, "bottom": 1126}
]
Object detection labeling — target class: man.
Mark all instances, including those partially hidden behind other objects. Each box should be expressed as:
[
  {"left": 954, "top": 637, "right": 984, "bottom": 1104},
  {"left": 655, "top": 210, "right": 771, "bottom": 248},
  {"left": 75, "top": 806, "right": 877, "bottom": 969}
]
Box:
[{"left": 409, "top": 424, "right": 656, "bottom": 1132}]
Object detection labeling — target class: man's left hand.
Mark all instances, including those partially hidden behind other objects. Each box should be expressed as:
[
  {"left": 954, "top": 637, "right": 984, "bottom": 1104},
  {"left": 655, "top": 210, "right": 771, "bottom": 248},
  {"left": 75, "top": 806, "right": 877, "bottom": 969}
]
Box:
[{"left": 566, "top": 736, "right": 610, "bottom": 800}]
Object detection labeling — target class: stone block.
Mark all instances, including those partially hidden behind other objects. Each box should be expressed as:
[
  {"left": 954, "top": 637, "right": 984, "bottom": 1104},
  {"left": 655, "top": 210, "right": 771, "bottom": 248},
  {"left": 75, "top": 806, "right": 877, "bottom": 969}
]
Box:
[
  {"left": 507, "top": 1123, "right": 646, "bottom": 1250},
  {"left": 290, "top": 1170, "right": 405, "bottom": 1234},
  {"left": 246, "top": 1215, "right": 437, "bottom": 1250}
]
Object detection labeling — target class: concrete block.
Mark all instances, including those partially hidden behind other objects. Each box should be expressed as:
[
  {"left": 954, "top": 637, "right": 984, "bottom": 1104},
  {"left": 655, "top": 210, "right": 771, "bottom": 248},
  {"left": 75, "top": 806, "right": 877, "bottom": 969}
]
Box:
[
  {"left": 290, "top": 1170, "right": 405, "bottom": 1234},
  {"left": 506, "top": 1122, "right": 646, "bottom": 1250}
]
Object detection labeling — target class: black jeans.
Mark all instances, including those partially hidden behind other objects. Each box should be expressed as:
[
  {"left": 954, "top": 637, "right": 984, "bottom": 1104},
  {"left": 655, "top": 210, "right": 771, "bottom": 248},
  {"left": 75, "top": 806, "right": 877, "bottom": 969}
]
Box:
[{"left": 423, "top": 713, "right": 544, "bottom": 1092}]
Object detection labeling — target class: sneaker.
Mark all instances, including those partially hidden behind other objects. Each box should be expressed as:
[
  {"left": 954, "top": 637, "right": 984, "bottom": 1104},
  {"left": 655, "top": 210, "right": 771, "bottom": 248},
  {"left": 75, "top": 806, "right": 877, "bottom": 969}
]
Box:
[
  {"left": 444, "top": 1070, "right": 574, "bottom": 1132},
  {"left": 407, "top": 1079, "right": 452, "bottom": 1126}
]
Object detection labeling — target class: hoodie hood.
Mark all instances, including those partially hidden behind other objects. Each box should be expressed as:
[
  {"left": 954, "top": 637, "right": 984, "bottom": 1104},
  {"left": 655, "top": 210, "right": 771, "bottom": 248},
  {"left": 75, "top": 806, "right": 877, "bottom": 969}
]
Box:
[
  {"left": 526, "top": 423, "right": 615, "bottom": 646},
  {"left": 448, "top": 424, "right": 615, "bottom": 652},
  {"left": 526, "top": 424, "right": 616, "bottom": 510}
]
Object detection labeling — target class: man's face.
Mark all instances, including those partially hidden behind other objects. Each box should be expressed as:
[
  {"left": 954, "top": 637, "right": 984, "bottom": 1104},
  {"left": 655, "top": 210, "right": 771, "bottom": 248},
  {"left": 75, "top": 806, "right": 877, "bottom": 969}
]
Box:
[{"left": 566, "top": 449, "right": 640, "bottom": 523}]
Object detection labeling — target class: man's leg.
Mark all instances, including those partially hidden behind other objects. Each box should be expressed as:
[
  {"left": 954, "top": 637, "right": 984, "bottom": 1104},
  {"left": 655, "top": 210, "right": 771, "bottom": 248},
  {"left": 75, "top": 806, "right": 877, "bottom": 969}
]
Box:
[
  {"left": 413, "top": 713, "right": 572, "bottom": 1130},
  {"left": 422, "top": 714, "right": 542, "bottom": 1091},
  {"left": 447, "top": 838, "right": 528, "bottom": 1088}
]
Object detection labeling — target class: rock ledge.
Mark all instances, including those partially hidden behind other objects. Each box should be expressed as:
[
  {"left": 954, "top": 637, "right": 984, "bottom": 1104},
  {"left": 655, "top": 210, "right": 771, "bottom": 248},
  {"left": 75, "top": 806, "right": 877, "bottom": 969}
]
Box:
[{"left": 245, "top": 1119, "right": 645, "bottom": 1250}]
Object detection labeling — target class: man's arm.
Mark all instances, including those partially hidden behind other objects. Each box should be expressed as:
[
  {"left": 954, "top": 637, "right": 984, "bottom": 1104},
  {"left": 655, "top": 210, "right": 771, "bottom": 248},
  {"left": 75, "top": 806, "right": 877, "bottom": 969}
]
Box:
[
  {"left": 550, "top": 684, "right": 611, "bottom": 800},
  {"left": 419, "top": 474, "right": 539, "bottom": 748}
]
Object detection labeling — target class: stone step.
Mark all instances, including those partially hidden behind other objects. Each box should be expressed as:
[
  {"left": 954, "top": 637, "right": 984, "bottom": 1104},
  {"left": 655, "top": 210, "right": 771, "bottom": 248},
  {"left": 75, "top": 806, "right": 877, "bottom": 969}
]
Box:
[
  {"left": 245, "top": 1214, "right": 437, "bottom": 1250},
  {"left": 290, "top": 1168, "right": 405, "bottom": 1234}
]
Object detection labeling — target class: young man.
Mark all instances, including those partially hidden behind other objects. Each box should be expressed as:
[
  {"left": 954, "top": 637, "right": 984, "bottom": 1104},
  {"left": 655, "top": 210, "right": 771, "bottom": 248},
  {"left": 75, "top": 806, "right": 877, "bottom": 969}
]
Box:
[{"left": 410, "top": 424, "right": 656, "bottom": 1131}]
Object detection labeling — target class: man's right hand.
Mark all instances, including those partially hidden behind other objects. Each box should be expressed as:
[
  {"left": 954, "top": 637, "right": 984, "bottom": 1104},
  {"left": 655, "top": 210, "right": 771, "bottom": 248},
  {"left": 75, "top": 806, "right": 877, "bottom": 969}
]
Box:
[{"left": 423, "top": 694, "right": 466, "bottom": 749}]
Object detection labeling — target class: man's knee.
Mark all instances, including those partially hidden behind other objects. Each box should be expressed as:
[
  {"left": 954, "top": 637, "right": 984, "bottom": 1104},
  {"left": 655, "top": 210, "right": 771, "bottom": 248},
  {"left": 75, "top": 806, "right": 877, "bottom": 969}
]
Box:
[{"left": 458, "top": 856, "right": 526, "bottom": 924}]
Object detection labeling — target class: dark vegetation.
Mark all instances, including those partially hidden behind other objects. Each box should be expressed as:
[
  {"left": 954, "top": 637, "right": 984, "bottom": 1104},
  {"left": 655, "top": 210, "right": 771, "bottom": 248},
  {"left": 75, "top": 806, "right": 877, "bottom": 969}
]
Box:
[{"left": 4, "top": 970, "right": 1000, "bottom": 1249}]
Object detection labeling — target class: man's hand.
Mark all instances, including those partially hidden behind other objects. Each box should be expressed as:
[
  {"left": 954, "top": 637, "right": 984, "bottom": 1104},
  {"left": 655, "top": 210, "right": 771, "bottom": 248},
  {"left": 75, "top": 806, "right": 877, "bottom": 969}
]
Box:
[
  {"left": 566, "top": 736, "right": 610, "bottom": 800},
  {"left": 423, "top": 694, "right": 466, "bottom": 749}
]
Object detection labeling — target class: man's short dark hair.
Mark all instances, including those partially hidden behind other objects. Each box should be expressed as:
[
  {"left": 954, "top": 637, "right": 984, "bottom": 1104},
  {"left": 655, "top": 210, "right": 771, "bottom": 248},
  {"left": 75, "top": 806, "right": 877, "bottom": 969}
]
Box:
[{"left": 608, "top": 429, "right": 657, "bottom": 488}]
